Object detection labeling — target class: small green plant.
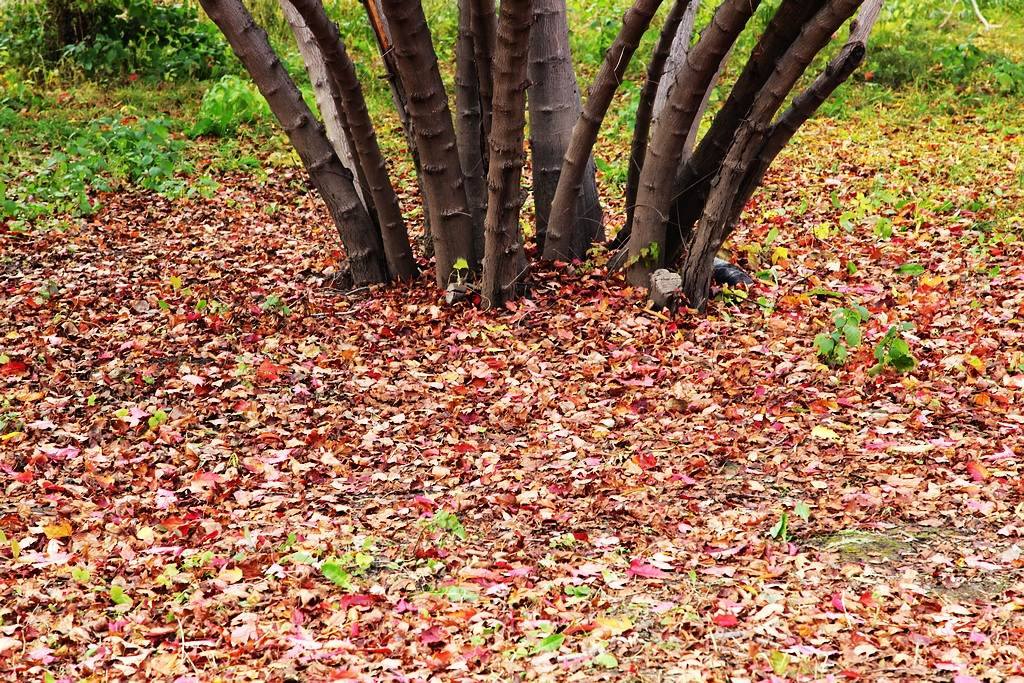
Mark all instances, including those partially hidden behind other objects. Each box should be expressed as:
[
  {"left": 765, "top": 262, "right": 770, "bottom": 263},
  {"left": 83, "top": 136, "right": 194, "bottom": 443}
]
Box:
[
  {"left": 191, "top": 75, "right": 270, "bottom": 137},
  {"left": 868, "top": 323, "right": 916, "bottom": 375},
  {"left": 427, "top": 509, "right": 467, "bottom": 543},
  {"left": 814, "top": 304, "right": 869, "bottom": 366},
  {"left": 261, "top": 294, "right": 292, "bottom": 317}
]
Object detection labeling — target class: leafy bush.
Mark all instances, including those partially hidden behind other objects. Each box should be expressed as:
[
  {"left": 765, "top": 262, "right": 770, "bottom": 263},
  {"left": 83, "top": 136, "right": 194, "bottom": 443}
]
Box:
[
  {"left": 191, "top": 75, "right": 271, "bottom": 137},
  {"left": 0, "top": 0, "right": 228, "bottom": 81},
  {"left": 1, "top": 115, "right": 210, "bottom": 226}
]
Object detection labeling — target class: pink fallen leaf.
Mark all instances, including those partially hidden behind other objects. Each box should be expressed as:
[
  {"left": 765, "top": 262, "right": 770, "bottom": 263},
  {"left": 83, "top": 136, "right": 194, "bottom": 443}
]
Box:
[{"left": 627, "top": 558, "right": 668, "bottom": 579}]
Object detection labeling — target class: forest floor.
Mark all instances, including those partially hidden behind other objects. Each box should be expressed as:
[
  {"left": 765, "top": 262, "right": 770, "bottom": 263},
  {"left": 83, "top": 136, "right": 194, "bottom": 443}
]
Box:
[{"left": 2, "top": 84, "right": 1023, "bottom": 681}]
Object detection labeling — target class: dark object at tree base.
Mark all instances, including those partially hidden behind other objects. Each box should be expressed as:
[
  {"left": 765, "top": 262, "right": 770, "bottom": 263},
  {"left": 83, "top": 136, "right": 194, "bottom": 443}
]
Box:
[{"left": 712, "top": 258, "right": 754, "bottom": 287}]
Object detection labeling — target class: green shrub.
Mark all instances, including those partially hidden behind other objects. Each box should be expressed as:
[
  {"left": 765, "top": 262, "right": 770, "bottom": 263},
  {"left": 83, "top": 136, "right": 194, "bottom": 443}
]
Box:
[
  {"left": 191, "top": 75, "right": 271, "bottom": 137},
  {"left": 0, "top": 0, "right": 229, "bottom": 81},
  {"left": 0, "top": 115, "right": 206, "bottom": 226}
]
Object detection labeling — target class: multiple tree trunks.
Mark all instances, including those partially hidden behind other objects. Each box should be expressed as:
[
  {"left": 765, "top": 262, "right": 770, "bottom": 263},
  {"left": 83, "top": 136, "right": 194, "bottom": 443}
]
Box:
[
  {"left": 481, "top": 0, "right": 532, "bottom": 307},
  {"left": 470, "top": 0, "right": 499, "bottom": 142},
  {"left": 676, "top": 0, "right": 869, "bottom": 309},
  {"left": 528, "top": 0, "right": 602, "bottom": 254},
  {"left": 278, "top": 0, "right": 366, "bottom": 208},
  {"left": 198, "top": 0, "right": 388, "bottom": 285},
  {"left": 289, "top": 0, "right": 417, "bottom": 280},
  {"left": 200, "top": 0, "right": 877, "bottom": 309},
  {"left": 625, "top": 0, "right": 694, "bottom": 235},
  {"left": 543, "top": 0, "right": 663, "bottom": 262},
  {"left": 379, "top": 0, "right": 476, "bottom": 286},
  {"left": 625, "top": 0, "right": 762, "bottom": 288}
]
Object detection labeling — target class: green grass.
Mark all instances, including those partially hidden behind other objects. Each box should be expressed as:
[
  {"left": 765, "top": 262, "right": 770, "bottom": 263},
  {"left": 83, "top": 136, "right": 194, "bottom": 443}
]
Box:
[{"left": 1, "top": 0, "right": 1022, "bottom": 229}]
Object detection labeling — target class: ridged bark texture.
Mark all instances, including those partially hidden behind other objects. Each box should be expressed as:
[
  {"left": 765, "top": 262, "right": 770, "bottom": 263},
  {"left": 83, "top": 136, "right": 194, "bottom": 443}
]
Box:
[
  {"left": 455, "top": 0, "right": 488, "bottom": 264},
  {"left": 662, "top": 0, "right": 829, "bottom": 261},
  {"left": 625, "top": 0, "right": 761, "bottom": 287},
  {"left": 290, "top": 0, "right": 417, "bottom": 280},
  {"left": 481, "top": 0, "right": 532, "bottom": 307},
  {"left": 528, "top": 0, "right": 602, "bottom": 253},
  {"left": 543, "top": 0, "right": 663, "bottom": 261},
  {"left": 471, "top": 0, "right": 498, "bottom": 143},
  {"left": 625, "top": 0, "right": 694, "bottom": 233},
  {"left": 199, "top": 0, "right": 388, "bottom": 285},
  {"left": 380, "top": 0, "right": 476, "bottom": 285},
  {"left": 360, "top": 0, "right": 434, "bottom": 252}
]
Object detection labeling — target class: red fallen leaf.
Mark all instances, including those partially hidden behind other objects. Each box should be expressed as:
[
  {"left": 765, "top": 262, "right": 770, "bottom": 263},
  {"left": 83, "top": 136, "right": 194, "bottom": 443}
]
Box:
[
  {"left": 0, "top": 359, "right": 28, "bottom": 376},
  {"left": 966, "top": 460, "right": 990, "bottom": 481},
  {"left": 413, "top": 495, "right": 436, "bottom": 514},
  {"left": 419, "top": 625, "right": 445, "bottom": 648},
  {"left": 339, "top": 594, "right": 377, "bottom": 610},
  {"left": 627, "top": 558, "right": 668, "bottom": 579},
  {"left": 712, "top": 614, "right": 738, "bottom": 627},
  {"left": 840, "top": 671, "right": 861, "bottom": 680},
  {"left": 256, "top": 359, "right": 287, "bottom": 383},
  {"left": 858, "top": 590, "right": 875, "bottom": 608},
  {"left": 633, "top": 452, "right": 657, "bottom": 470}
]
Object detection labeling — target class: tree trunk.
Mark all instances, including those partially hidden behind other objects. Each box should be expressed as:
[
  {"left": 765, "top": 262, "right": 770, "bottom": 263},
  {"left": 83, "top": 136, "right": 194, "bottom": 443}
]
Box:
[
  {"left": 471, "top": 0, "right": 498, "bottom": 143},
  {"left": 455, "top": 0, "right": 488, "bottom": 264},
  {"left": 360, "top": 0, "right": 434, "bottom": 254},
  {"left": 528, "top": 0, "right": 602, "bottom": 254},
  {"left": 625, "top": 0, "right": 694, "bottom": 235},
  {"left": 289, "top": 0, "right": 417, "bottom": 280},
  {"left": 278, "top": 0, "right": 366, "bottom": 209},
  {"left": 481, "top": 0, "right": 532, "bottom": 307},
  {"left": 380, "top": 0, "right": 476, "bottom": 285},
  {"left": 198, "top": 0, "right": 388, "bottom": 285},
  {"left": 677, "top": 0, "right": 867, "bottom": 309},
  {"left": 730, "top": 0, "right": 881, "bottom": 231},
  {"left": 662, "top": 0, "right": 829, "bottom": 261},
  {"left": 543, "top": 0, "right": 663, "bottom": 262},
  {"left": 625, "top": 0, "right": 761, "bottom": 287},
  {"left": 651, "top": 0, "right": 699, "bottom": 118}
]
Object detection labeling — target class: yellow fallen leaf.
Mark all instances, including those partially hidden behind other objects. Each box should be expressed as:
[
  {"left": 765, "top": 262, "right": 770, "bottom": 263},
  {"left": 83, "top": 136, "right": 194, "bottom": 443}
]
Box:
[
  {"left": 811, "top": 425, "right": 842, "bottom": 443},
  {"left": 44, "top": 520, "right": 72, "bottom": 539},
  {"left": 595, "top": 616, "right": 634, "bottom": 636},
  {"left": 218, "top": 567, "right": 244, "bottom": 584},
  {"left": 136, "top": 526, "right": 155, "bottom": 543}
]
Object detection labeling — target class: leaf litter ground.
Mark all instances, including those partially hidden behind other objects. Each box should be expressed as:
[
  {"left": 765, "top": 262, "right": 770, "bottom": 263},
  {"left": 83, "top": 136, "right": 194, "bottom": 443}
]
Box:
[{"left": 2, "top": 102, "right": 1024, "bottom": 682}]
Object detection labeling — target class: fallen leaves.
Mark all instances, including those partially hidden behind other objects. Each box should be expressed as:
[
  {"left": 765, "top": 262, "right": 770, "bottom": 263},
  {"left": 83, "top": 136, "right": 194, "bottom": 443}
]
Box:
[{"left": 1, "top": 98, "right": 1023, "bottom": 681}]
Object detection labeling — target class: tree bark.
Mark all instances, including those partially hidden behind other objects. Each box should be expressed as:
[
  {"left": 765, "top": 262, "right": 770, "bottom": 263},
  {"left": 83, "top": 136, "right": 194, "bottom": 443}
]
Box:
[
  {"left": 481, "top": 0, "right": 532, "bottom": 307},
  {"left": 543, "top": 0, "right": 663, "bottom": 261},
  {"left": 288, "top": 0, "right": 417, "bottom": 280},
  {"left": 471, "top": 0, "right": 498, "bottom": 143},
  {"left": 278, "top": 0, "right": 366, "bottom": 209},
  {"left": 662, "top": 0, "right": 828, "bottom": 260},
  {"left": 528, "top": 0, "right": 602, "bottom": 253},
  {"left": 199, "top": 0, "right": 388, "bottom": 285},
  {"left": 380, "top": 0, "right": 476, "bottom": 285},
  {"left": 625, "top": 0, "right": 761, "bottom": 287},
  {"left": 455, "top": 0, "right": 488, "bottom": 264},
  {"left": 360, "top": 0, "right": 434, "bottom": 253},
  {"left": 677, "top": 0, "right": 867, "bottom": 309},
  {"left": 724, "top": 0, "right": 882, "bottom": 247},
  {"left": 625, "top": 0, "right": 694, "bottom": 235},
  {"left": 652, "top": 0, "right": 699, "bottom": 119}
]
